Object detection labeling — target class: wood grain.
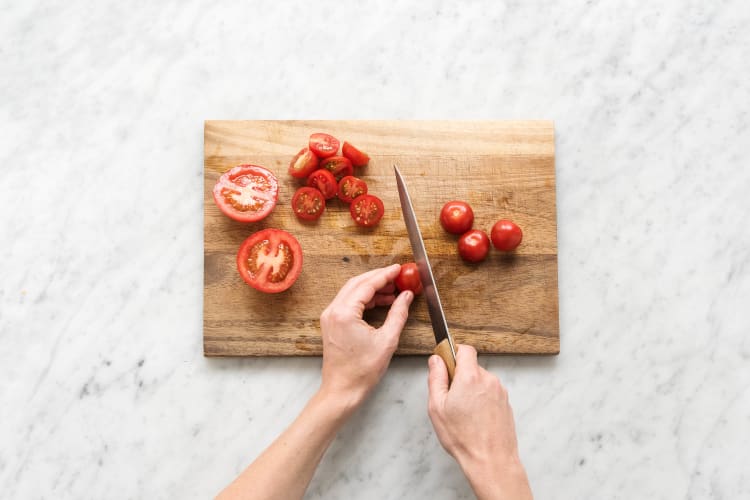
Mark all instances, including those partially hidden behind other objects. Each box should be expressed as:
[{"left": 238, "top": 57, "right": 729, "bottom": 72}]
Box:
[{"left": 204, "top": 121, "right": 559, "bottom": 356}]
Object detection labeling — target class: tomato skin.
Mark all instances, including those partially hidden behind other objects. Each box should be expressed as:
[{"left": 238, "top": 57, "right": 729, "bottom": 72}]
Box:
[
  {"left": 341, "top": 142, "right": 370, "bottom": 167},
  {"left": 236, "top": 229, "right": 303, "bottom": 293},
  {"left": 320, "top": 156, "right": 354, "bottom": 181},
  {"left": 440, "top": 201, "right": 474, "bottom": 235},
  {"left": 292, "top": 187, "right": 325, "bottom": 221},
  {"left": 306, "top": 169, "right": 338, "bottom": 199},
  {"left": 395, "top": 262, "right": 423, "bottom": 295},
  {"left": 490, "top": 219, "right": 523, "bottom": 251},
  {"left": 212, "top": 164, "right": 279, "bottom": 223},
  {"left": 350, "top": 194, "right": 384, "bottom": 227},
  {"left": 337, "top": 176, "right": 368, "bottom": 203},
  {"left": 457, "top": 230, "right": 490, "bottom": 263},
  {"left": 288, "top": 147, "right": 319, "bottom": 179},
  {"left": 309, "top": 133, "right": 340, "bottom": 158}
]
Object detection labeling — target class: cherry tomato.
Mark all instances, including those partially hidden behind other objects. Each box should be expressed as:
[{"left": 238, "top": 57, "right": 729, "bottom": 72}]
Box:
[
  {"left": 490, "top": 219, "right": 523, "bottom": 251},
  {"left": 306, "top": 169, "right": 338, "bottom": 199},
  {"left": 440, "top": 201, "right": 474, "bottom": 235},
  {"left": 288, "top": 147, "right": 319, "bottom": 179},
  {"left": 291, "top": 187, "right": 325, "bottom": 221},
  {"left": 212, "top": 164, "right": 279, "bottom": 223},
  {"left": 395, "top": 262, "right": 423, "bottom": 295},
  {"left": 309, "top": 133, "right": 340, "bottom": 158},
  {"left": 320, "top": 156, "right": 354, "bottom": 181},
  {"left": 237, "top": 229, "right": 303, "bottom": 293},
  {"left": 458, "top": 230, "right": 490, "bottom": 263},
  {"left": 337, "top": 176, "right": 368, "bottom": 203},
  {"left": 350, "top": 194, "right": 384, "bottom": 227},
  {"left": 342, "top": 142, "right": 370, "bottom": 167}
]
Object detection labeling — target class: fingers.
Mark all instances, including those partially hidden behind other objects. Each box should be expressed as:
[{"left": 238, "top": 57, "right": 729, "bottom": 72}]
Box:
[
  {"left": 427, "top": 354, "right": 449, "bottom": 406},
  {"left": 378, "top": 282, "right": 396, "bottom": 294},
  {"left": 378, "top": 290, "right": 413, "bottom": 342},
  {"left": 454, "top": 344, "right": 478, "bottom": 379},
  {"left": 347, "top": 264, "right": 402, "bottom": 307},
  {"left": 365, "top": 294, "right": 396, "bottom": 309}
]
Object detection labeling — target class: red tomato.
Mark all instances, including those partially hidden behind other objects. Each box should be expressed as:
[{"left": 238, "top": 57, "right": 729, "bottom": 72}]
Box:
[
  {"left": 212, "top": 165, "right": 279, "bottom": 223},
  {"left": 458, "top": 230, "right": 490, "bottom": 263},
  {"left": 320, "top": 156, "right": 354, "bottom": 180},
  {"left": 309, "top": 133, "right": 340, "bottom": 158},
  {"left": 350, "top": 194, "right": 384, "bottom": 227},
  {"left": 306, "top": 169, "right": 338, "bottom": 199},
  {"left": 395, "top": 262, "right": 423, "bottom": 295},
  {"left": 342, "top": 142, "right": 370, "bottom": 167},
  {"left": 490, "top": 219, "right": 523, "bottom": 251},
  {"left": 337, "top": 176, "right": 368, "bottom": 203},
  {"left": 288, "top": 147, "right": 319, "bottom": 179},
  {"left": 236, "top": 228, "right": 303, "bottom": 293},
  {"left": 440, "top": 201, "right": 474, "bottom": 235},
  {"left": 292, "top": 187, "right": 325, "bottom": 221}
]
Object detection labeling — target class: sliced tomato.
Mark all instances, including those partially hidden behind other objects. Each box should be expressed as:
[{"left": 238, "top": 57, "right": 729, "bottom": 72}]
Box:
[
  {"left": 309, "top": 133, "right": 340, "bottom": 158},
  {"left": 292, "top": 187, "right": 325, "bottom": 221},
  {"left": 237, "top": 229, "right": 302, "bottom": 293},
  {"left": 212, "top": 165, "right": 279, "bottom": 222},
  {"left": 395, "top": 262, "right": 423, "bottom": 295},
  {"left": 350, "top": 194, "right": 384, "bottom": 227},
  {"left": 320, "top": 156, "right": 354, "bottom": 181},
  {"left": 288, "top": 147, "right": 319, "bottom": 179},
  {"left": 337, "top": 176, "right": 368, "bottom": 203},
  {"left": 342, "top": 142, "right": 370, "bottom": 167},
  {"left": 306, "top": 169, "right": 338, "bottom": 199}
]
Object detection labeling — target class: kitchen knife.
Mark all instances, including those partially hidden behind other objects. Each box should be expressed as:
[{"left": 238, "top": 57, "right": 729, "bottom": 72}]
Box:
[{"left": 394, "top": 165, "right": 457, "bottom": 382}]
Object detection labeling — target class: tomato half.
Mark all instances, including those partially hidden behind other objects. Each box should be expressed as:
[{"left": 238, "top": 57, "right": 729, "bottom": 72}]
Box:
[
  {"left": 490, "top": 219, "right": 523, "bottom": 251},
  {"left": 320, "top": 156, "right": 354, "bottom": 181},
  {"left": 288, "top": 147, "right": 319, "bottom": 179},
  {"left": 440, "top": 201, "right": 474, "bottom": 235},
  {"left": 395, "top": 262, "right": 423, "bottom": 295},
  {"left": 458, "top": 230, "right": 490, "bottom": 263},
  {"left": 306, "top": 169, "right": 338, "bottom": 199},
  {"left": 309, "top": 133, "right": 340, "bottom": 158},
  {"left": 292, "top": 187, "right": 325, "bottom": 221},
  {"left": 350, "top": 194, "right": 384, "bottom": 227},
  {"left": 337, "top": 176, "right": 368, "bottom": 203},
  {"left": 237, "top": 229, "right": 303, "bottom": 293},
  {"left": 212, "top": 165, "right": 279, "bottom": 223},
  {"left": 342, "top": 142, "right": 370, "bottom": 167}
]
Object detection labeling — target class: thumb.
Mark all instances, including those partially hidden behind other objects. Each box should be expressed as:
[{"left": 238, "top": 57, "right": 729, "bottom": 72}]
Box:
[
  {"left": 427, "top": 354, "right": 449, "bottom": 404},
  {"left": 379, "top": 290, "right": 413, "bottom": 343}
]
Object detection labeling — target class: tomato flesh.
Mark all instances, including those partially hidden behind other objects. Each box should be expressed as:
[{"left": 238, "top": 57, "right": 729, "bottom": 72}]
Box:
[
  {"left": 458, "top": 229, "right": 490, "bottom": 263},
  {"left": 306, "top": 169, "right": 338, "bottom": 199},
  {"left": 337, "top": 176, "right": 368, "bottom": 203},
  {"left": 395, "top": 262, "right": 423, "bottom": 295},
  {"left": 320, "top": 156, "right": 354, "bottom": 181},
  {"left": 490, "top": 219, "right": 523, "bottom": 251},
  {"left": 237, "top": 229, "right": 303, "bottom": 293},
  {"left": 440, "top": 201, "right": 474, "bottom": 235},
  {"left": 342, "top": 142, "right": 370, "bottom": 167},
  {"left": 309, "top": 133, "right": 340, "bottom": 158},
  {"left": 350, "top": 194, "right": 384, "bottom": 227},
  {"left": 288, "top": 147, "right": 319, "bottom": 179},
  {"left": 292, "top": 187, "right": 325, "bottom": 221},
  {"left": 213, "top": 165, "right": 279, "bottom": 223}
]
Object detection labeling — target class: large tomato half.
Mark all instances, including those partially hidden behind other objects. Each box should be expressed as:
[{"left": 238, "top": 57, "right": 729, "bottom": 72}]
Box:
[
  {"left": 213, "top": 165, "right": 279, "bottom": 223},
  {"left": 236, "top": 229, "right": 303, "bottom": 293}
]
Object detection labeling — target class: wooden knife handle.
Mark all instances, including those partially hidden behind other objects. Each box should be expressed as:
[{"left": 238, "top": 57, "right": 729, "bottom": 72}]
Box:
[{"left": 433, "top": 338, "right": 456, "bottom": 383}]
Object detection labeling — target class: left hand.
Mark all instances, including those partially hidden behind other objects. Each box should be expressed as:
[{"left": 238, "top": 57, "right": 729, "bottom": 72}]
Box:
[{"left": 319, "top": 264, "right": 414, "bottom": 406}]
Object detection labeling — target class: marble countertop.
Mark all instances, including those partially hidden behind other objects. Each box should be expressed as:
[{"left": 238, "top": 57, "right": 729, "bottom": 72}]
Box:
[{"left": 2, "top": 1, "right": 749, "bottom": 498}]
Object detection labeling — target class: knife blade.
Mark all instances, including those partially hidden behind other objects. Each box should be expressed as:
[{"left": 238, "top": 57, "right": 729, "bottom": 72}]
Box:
[{"left": 394, "top": 165, "right": 457, "bottom": 381}]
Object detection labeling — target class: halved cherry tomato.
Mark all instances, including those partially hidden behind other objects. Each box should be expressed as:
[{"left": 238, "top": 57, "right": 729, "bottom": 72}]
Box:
[
  {"left": 237, "top": 228, "right": 303, "bottom": 293},
  {"left": 309, "top": 133, "right": 340, "bottom": 159},
  {"left": 490, "top": 219, "right": 523, "bottom": 251},
  {"left": 288, "top": 147, "right": 319, "bottom": 179},
  {"left": 350, "top": 194, "right": 384, "bottom": 227},
  {"left": 306, "top": 169, "right": 338, "bottom": 199},
  {"left": 212, "top": 165, "right": 279, "bottom": 223},
  {"left": 320, "top": 156, "right": 354, "bottom": 181},
  {"left": 440, "top": 201, "right": 474, "bottom": 235},
  {"left": 337, "top": 176, "right": 368, "bottom": 203},
  {"left": 458, "top": 230, "right": 490, "bottom": 263},
  {"left": 292, "top": 187, "right": 325, "bottom": 221},
  {"left": 395, "top": 262, "right": 423, "bottom": 295},
  {"left": 342, "top": 142, "right": 370, "bottom": 167}
]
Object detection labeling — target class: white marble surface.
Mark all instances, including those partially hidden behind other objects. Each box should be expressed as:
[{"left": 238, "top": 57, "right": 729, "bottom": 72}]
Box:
[{"left": 2, "top": 0, "right": 749, "bottom": 498}]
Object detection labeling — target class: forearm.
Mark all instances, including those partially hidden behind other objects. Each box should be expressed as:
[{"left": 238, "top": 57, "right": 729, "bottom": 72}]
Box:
[
  {"left": 459, "top": 455, "right": 533, "bottom": 500},
  {"left": 217, "top": 388, "right": 359, "bottom": 500}
]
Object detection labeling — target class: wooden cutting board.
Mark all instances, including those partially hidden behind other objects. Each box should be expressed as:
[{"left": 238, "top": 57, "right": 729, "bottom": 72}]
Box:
[{"left": 204, "top": 121, "right": 558, "bottom": 356}]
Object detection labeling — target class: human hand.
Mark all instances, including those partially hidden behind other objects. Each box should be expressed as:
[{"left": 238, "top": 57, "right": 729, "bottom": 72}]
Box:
[
  {"left": 319, "top": 264, "right": 414, "bottom": 409},
  {"left": 427, "top": 344, "right": 532, "bottom": 500}
]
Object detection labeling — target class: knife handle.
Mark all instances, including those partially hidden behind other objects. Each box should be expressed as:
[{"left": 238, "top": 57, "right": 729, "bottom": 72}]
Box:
[{"left": 433, "top": 339, "right": 456, "bottom": 383}]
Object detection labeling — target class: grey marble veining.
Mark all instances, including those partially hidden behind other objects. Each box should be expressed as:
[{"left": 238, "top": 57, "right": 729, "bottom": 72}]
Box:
[{"left": 1, "top": 0, "right": 749, "bottom": 498}]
